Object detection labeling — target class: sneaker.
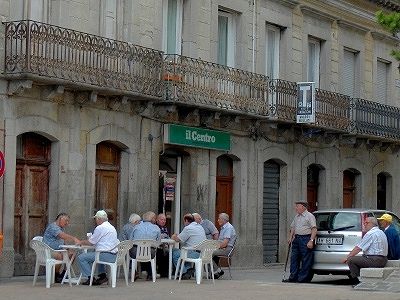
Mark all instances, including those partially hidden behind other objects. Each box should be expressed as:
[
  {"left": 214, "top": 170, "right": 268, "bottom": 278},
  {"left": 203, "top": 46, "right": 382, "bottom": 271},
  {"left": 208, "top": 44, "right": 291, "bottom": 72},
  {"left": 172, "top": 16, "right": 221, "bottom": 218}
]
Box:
[
  {"left": 213, "top": 270, "right": 224, "bottom": 279},
  {"left": 187, "top": 268, "right": 195, "bottom": 277},
  {"left": 349, "top": 276, "right": 360, "bottom": 286},
  {"left": 94, "top": 276, "right": 108, "bottom": 285},
  {"left": 55, "top": 270, "right": 66, "bottom": 283},
  {"left": 181, "top": 272, "right": 191, "bottom": 280},
  {"left": 81, "top": 278, "right": 91, "bottom": 286}
]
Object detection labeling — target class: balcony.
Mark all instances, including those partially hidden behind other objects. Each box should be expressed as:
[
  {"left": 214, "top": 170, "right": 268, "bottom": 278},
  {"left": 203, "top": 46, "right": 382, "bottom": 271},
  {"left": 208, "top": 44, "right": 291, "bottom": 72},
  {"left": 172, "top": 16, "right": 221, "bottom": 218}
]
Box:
[
  {"left": 2, "top": 21, "right": 400, "bottom": 145},
  {"left": 163, "top": 54, "right": 269, "bottom": 117},
  {"left": 3, "top": 20, "right": 164, "bottom": 100}
]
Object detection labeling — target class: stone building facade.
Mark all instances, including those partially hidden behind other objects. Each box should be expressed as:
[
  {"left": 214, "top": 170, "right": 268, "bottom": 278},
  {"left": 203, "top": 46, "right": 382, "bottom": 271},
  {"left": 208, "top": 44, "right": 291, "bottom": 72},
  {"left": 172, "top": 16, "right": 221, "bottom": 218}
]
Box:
[{"left": 0, "top": 0, "right": 399, "bottom": 276}]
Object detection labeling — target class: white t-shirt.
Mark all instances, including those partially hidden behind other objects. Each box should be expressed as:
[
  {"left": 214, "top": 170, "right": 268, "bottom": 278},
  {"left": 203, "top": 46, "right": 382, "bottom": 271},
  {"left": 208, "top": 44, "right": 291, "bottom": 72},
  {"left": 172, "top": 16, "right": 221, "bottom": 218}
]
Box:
[{"left": 89, "top": 221, "right": 119, "bottom": 253}]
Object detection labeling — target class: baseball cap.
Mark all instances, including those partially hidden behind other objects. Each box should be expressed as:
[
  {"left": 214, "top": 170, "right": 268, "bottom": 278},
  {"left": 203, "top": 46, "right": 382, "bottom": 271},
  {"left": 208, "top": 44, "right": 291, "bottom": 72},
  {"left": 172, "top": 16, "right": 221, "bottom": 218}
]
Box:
[
  {"left": 93, "top": 210, "right": 108, "bottom": 219},
  {"left": 377, "top": 213, "right": 392, "bottom": 222}
]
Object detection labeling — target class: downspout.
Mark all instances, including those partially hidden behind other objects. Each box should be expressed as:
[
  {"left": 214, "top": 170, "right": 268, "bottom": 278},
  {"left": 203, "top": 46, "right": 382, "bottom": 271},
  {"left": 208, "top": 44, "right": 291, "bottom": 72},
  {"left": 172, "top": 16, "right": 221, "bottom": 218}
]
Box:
[{"left": 252, "top": 0, "right": 256, "bottom": 73}]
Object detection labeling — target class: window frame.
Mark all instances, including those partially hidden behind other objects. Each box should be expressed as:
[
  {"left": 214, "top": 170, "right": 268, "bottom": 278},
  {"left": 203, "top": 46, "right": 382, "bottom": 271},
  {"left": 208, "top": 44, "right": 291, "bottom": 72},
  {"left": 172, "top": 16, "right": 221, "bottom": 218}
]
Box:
[
  {"left": 265, "top": 24, "right": 280, "bottom": 79},
  {"left": 307, "top": 37, "right": 321, "bottom": 88},
  {"left": 217, "top": 10, "right": 236, "bottom": 67},
  {"left": 162, "top": 0, "right": 183, "bottom": 55}
]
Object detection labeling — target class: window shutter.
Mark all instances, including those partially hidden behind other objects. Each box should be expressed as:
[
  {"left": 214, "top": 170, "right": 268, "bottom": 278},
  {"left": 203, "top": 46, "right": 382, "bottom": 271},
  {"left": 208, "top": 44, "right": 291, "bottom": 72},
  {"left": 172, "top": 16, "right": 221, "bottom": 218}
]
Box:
[
  {"left": 343, "top": 50, "right": 355, "bottom": 97},
  {"left": 375, "top": 60, "right": 388, "bottom": 103}
]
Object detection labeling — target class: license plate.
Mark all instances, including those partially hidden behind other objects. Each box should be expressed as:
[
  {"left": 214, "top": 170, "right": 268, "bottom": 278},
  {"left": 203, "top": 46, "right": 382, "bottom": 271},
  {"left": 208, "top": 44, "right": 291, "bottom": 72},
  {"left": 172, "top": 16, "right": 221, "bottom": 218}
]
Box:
[{"left": 316, "top": 236, "right": 343, "bottom": 245}]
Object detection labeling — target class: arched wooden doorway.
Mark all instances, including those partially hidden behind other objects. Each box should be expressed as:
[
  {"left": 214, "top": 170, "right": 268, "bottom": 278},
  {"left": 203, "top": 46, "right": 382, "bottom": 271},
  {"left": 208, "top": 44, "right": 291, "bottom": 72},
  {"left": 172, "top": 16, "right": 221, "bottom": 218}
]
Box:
[
  {"left": 95, "top": 141, "right": 121, "bottom": 227},
  {"left": 215, "top": 155, "right": 233, "bottom": 228},
  {"left": 307, "top": 164, "right": 323, "bottom": 212},
  {"left": 343, "top": 169, "right": 357, "bottom": 208},
  {"left": 14, "top": 132, "right": 51, "bottom": 275}
]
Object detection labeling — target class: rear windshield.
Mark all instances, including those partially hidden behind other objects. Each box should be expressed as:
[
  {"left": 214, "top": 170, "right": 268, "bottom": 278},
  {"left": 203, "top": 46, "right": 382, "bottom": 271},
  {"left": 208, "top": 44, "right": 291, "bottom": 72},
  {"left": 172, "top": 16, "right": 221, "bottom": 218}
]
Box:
[{"left": 314, "top": 212, "right": 361, "bottom": 231}]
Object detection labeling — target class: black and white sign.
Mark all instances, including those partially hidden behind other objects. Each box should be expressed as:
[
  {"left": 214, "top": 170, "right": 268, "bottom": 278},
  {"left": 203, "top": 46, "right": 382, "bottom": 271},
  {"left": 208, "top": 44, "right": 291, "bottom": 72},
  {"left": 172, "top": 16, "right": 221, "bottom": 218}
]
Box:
[{"left": 297, "top": 82, "right": 315, "bottom": 123}]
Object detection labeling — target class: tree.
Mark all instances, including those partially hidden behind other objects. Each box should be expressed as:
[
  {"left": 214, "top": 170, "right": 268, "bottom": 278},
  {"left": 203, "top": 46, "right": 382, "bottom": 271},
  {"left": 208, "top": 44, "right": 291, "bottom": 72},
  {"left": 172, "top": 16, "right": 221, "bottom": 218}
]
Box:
[{"left": 376, "top": 10, "right": 400, "bottom": 61}]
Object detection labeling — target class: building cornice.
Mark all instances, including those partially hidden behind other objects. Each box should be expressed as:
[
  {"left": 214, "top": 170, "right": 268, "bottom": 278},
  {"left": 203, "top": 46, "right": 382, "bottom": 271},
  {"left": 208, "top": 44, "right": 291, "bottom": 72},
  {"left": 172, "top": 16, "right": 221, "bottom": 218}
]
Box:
[
  {"left": 368, "top": 0, "right": 400, "bottom": 12},
  {"left": 371, "top": 31, "right": 400, "bottom": 43}
]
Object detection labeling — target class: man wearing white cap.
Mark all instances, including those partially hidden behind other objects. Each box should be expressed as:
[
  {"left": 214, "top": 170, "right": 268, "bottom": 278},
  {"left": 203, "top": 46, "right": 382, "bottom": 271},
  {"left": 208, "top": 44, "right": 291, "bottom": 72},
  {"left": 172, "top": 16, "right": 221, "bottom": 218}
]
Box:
[
  {"left": 284, "top": 201, "right": 317, "bottom": 283},
  {"left": 77, "top": 210, "right": 119, "bottom": 285},
  {"left": 377, "top": 213, "right": 400, "bottom": 260}
]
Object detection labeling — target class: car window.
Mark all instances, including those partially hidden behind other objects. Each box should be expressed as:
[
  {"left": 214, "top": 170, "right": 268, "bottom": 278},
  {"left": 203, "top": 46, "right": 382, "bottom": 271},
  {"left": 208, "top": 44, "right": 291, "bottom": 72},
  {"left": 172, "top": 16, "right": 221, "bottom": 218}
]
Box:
[{"left": 315, "top": 212, "right": 361, "bottom": 231}]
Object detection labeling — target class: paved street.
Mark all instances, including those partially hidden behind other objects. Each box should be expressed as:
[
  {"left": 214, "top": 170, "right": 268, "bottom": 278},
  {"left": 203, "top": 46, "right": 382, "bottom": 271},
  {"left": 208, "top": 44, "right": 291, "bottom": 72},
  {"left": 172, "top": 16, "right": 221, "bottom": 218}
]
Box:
[{"left": 1, "top": 265, "right": 400, "bottom": 300}]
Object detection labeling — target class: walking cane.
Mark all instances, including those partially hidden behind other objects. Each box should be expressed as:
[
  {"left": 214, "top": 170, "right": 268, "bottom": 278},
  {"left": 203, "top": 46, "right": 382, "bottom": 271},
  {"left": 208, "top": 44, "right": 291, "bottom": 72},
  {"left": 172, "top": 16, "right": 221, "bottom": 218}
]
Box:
[{"left": 282, "top": 242, "right": 292, "bottom": 282}]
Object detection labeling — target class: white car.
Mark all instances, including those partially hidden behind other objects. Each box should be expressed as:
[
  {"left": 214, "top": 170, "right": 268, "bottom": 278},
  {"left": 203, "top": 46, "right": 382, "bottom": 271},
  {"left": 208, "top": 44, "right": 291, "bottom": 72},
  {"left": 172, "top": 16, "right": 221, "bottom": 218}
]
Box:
[{"left": 311, "top": 209, "right": 400, "bottom": 277}]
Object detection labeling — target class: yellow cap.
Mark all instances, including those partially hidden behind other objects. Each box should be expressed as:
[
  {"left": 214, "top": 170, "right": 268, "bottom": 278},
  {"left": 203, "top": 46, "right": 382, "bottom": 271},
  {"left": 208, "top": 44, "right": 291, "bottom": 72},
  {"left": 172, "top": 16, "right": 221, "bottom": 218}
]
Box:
[{"left": 377, "top": 213, "right": 392, "bottom": 223}]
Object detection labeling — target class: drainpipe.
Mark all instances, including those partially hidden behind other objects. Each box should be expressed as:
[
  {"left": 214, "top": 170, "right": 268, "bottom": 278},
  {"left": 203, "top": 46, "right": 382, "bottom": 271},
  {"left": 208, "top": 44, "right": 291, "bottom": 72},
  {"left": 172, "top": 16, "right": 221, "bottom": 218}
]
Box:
[{"left": 252, "top": 0, "right": 256, "bottom": 73}]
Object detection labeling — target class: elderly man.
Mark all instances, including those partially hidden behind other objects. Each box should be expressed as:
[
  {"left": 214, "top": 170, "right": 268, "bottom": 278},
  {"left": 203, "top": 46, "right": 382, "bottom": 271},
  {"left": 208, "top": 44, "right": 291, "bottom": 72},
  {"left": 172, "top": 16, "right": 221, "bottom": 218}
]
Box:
[
  {"left": 213, "top": 213, "right": 237, "bottom": 279},
  {"left": 120, "top": 213, "right": 141, "bottom": 241},
  {"left": 284, "top": 201, "right": 317, "bottom": 283},
  {"left": 171, "top": 213, "right": 206, "bottom": 279},
  {"left": 43, "top": 212, "right": 80, "bottom": 283},
  {"left": 343, "top": 217, "right": 388, "bottom": 285},
  {"left": 77, "top": 210, "right": 119, "bottom": 286},
  {"left": 129, "top": 211, "right": 161, "bottom": 280},
  {"left": 377, "top": 213, "right": 400, "bottom": 260},
  {"left": 193, "top": 213, "right": 219, "bottom": 240},
  {"left": 156, "top": 213, "right": 169, "bottom": 278}
]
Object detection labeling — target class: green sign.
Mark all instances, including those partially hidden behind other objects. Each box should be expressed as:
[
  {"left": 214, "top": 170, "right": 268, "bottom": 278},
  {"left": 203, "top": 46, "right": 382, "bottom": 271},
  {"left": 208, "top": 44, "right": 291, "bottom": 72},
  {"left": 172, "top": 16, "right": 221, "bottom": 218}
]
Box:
[{"left": 164, "top": 124, "right": 231, "bottom": 151}]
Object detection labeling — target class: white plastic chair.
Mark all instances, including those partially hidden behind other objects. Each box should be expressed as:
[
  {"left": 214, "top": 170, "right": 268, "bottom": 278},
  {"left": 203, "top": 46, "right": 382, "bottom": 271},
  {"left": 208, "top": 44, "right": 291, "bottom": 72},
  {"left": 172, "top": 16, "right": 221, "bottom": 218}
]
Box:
[
  {"left": 32, "top": 236, "right": 43, "bottom": 242},
  {"left": 177, "top": 240, "right": 220, "bottom": 284},
  {"left": 30, "top": 239, "right": 72, "bottom": 288},
  {"left": 130, "top": 239, "right": 160, "bottom": 282},
  {"left": 89, "top": 240, "right": 134, "bottom": 288}
]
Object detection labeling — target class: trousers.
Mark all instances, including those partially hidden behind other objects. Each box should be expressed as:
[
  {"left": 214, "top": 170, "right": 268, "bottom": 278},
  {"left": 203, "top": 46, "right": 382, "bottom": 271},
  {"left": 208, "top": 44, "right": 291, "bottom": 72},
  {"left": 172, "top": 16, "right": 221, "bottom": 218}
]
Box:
[{"left": 289, "top": 234, "right": 313, "bottom": 282}]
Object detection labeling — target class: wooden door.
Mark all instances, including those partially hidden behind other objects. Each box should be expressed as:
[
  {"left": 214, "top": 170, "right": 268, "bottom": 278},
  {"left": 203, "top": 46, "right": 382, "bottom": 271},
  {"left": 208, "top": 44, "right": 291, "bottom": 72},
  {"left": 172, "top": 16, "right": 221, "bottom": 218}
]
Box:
[
  {"left": 95, "top": 142, "right": 120, "bottom": 227},
  {"left": 215, "top": 156, "right": 233, "bottom": 228},
  {"left": 343, "top": 171, "right": 355, "bottom": 208},
  {"left": 14, "top": 133, "right": 50, "bottom": 275}
]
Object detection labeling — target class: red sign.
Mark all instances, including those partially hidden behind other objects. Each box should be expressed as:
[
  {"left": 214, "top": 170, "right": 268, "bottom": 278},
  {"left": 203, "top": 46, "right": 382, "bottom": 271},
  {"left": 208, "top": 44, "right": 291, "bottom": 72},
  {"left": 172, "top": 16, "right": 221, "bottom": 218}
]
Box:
[{"left": 0, "top": 151, "right": 5, "bottom": 178}]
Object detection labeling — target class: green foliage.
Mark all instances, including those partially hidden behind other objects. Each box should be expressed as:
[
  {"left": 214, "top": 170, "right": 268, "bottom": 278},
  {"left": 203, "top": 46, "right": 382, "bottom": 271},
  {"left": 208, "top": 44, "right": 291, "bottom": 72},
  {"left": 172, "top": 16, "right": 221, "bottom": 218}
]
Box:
[
  {"left": 376, "top": 11, "right": 400, "bottom": 62},
  {"left": 376, "top": 10, "right": 400, "bottom": 34}
]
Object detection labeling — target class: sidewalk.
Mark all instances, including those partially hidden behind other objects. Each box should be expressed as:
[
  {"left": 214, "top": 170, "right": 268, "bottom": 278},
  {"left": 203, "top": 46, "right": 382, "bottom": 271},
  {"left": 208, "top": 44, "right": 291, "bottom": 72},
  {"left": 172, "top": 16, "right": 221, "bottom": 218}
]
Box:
[{"left": 0, "top": 266, "right": 399, "bottom": 300}]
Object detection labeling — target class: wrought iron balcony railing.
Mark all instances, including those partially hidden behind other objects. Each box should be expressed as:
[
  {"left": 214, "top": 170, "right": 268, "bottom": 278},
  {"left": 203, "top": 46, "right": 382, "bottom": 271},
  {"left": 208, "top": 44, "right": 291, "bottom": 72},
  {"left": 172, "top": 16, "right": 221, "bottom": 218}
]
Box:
[
  {"left": 164, "top": 54, "right": 269, "bottom": 116},
  {"left": 351, "top": 98, "right": 400, "bottom": 141},
  {"left": 2, "top": 21, "right": 400, "bottom": 143},
  {"left": 4, "top": 20, "right": 164, "bottom": 99}
]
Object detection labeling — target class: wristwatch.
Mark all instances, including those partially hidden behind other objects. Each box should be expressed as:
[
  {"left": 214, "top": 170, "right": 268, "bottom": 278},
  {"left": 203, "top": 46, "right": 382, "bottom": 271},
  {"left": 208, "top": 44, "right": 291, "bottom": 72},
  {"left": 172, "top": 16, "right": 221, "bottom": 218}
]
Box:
[{"left": 310, "top": 239, "right": 314, "bottom": 242}]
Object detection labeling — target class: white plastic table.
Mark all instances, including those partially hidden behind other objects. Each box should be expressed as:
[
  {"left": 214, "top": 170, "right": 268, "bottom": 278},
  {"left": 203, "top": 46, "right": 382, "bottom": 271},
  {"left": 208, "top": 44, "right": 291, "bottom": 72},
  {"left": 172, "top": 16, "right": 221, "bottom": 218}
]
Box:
[
  {"left": 161, "top": 238, "right": 177, "bottom": 280},
  {"left": 59, "top": 245, "right": 95, "bottom": 285}
]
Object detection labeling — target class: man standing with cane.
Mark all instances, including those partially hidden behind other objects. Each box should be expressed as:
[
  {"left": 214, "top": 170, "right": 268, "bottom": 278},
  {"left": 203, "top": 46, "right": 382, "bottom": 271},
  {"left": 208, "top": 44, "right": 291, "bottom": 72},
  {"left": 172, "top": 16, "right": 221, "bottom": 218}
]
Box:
[{"left": 283, "top": 201, "right": 317, "bottom": 283}]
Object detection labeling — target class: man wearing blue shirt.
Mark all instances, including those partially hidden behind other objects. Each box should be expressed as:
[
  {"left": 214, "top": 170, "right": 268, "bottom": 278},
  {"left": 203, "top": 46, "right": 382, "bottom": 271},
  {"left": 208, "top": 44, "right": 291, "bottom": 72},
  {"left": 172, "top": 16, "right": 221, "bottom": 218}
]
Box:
[
  {"left": 212, "top": 213, "right": 237, "bottom": 279},
  {"left": 129, "top": 211, "right": 161, "bottom": 280},
  {"left": 171, "top": 213, "right": 206, "bottom": 279},
  {"left": 43, "top": 213, "right": 80, "bottom": 282},
  {"left": 377, "top": 213, "right": 400, "bottom": 260}
]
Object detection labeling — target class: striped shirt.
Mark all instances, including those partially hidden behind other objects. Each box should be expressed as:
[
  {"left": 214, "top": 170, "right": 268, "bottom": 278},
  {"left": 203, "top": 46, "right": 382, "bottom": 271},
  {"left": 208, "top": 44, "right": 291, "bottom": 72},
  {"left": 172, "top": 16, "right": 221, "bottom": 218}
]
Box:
[{"left": 357, "top": 226, "right": 388, "bottom": 256}]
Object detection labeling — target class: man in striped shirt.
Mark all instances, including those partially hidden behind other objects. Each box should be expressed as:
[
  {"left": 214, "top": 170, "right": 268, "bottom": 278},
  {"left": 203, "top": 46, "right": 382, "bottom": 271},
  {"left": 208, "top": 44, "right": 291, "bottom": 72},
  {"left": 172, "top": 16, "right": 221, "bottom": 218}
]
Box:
[{"left": 342, "top": 217, "right": 388, "bottom": 286}]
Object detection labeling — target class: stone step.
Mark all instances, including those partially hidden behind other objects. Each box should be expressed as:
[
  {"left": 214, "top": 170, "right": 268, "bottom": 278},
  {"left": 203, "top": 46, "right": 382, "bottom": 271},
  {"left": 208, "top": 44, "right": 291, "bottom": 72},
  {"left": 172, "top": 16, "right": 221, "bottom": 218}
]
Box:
[
  {"left": 359, "top": 267, "right": 395, "bottom": 282},
  {"left": 386, "top": 260, "right": 400, "bottom": 267}
]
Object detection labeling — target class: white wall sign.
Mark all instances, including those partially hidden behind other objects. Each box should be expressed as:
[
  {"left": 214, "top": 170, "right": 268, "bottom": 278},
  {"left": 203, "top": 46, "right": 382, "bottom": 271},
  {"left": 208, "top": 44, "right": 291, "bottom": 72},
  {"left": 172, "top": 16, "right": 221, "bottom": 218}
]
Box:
[{"left": 297, "top": 82, "right": 316, "bottom": 123}]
